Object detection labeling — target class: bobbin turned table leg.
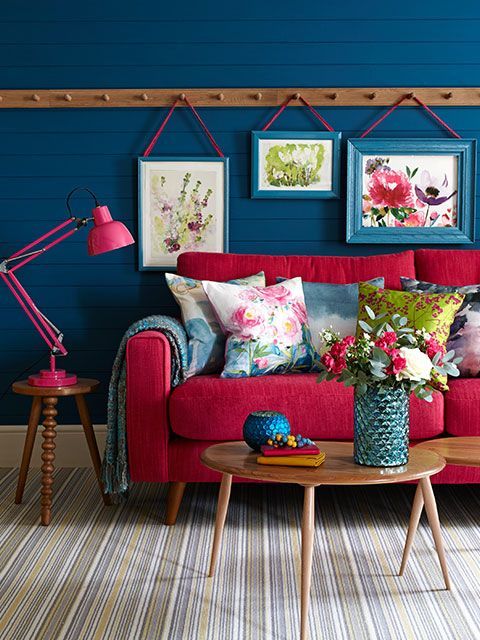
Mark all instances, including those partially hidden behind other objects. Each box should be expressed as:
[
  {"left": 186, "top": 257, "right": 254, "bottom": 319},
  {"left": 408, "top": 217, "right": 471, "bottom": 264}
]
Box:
[{"left": 40, "top": 396, "right": 58, "bottom": 526}]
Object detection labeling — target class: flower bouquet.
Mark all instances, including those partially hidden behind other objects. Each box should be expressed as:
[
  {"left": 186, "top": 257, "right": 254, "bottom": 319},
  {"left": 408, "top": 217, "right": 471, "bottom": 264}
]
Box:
[{"left": 317, "top": 307, "right": 462, "bottom": 466}]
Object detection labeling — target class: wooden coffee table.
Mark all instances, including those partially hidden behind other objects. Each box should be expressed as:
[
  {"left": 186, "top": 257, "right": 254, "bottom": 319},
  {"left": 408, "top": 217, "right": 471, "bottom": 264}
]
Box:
[
  {"left": 201, "top": 441, "right": 447, "bottom": 640},
  {"left": 400, "top": 436, "right": 480, "bottom": 582}
]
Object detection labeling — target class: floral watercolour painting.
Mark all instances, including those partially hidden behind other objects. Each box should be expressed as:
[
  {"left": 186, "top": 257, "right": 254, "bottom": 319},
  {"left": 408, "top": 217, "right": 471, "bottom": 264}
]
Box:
[
  {"left": 251, "top": 131, "right": 341, "bottom": 198},
  {"left": 138, "top": 157, "right": 228, "bottom": 269},
  {"left": 347, "top": 139, "right": 476, "bottom": 244}
]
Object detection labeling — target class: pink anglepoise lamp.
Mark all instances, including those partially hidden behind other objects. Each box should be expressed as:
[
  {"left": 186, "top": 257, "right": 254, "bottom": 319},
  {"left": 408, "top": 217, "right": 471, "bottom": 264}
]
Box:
[{"left": 0, "top": 187, "right": 135, "bottom": 387}]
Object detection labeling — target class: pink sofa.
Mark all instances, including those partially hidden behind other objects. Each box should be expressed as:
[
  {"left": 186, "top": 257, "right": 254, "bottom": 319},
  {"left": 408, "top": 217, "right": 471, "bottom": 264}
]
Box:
[{"left": 126, "top": 249, "right": 480, "bottom": 524}]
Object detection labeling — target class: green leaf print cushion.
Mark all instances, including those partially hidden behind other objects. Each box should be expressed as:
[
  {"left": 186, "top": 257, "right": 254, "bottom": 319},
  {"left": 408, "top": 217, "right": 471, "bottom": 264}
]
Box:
[{"left": 357, "top": 282, "right": 464, "bottom": 390}]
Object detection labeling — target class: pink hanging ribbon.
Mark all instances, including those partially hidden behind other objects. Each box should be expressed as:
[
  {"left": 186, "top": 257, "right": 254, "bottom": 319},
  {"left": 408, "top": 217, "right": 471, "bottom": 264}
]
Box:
[
  {"left": 262, "top": 94, "right": 334, "bottom": 132},
  {"left": 360, "top": 94, "right": 461, "bottom": 139},
  {"left": 143, "top": 96, "right": 225, "bottom": 157}
]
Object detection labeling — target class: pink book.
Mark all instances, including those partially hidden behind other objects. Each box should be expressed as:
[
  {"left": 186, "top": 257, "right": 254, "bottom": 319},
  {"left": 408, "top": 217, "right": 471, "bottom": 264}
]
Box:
[{"left": 260, "top": 444, "right": 320, "bottom": 457}]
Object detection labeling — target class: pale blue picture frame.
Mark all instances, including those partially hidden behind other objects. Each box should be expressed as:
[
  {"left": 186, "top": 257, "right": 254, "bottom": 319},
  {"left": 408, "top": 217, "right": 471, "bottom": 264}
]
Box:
[
  {"left": 346, "top": 138, "right": 476, "bottom": 244},
  {"left": 138, "top": 156, "right": 229, "bottom": 271},
  {"left": 251, "top": 130, "right": 342, "bottom": 199}
]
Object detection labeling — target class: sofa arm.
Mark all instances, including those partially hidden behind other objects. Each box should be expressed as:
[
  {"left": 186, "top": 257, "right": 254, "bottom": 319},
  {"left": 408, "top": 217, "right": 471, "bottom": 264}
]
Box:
[{"left": 126, "top": 330, "right": 172, "bottom": 482}]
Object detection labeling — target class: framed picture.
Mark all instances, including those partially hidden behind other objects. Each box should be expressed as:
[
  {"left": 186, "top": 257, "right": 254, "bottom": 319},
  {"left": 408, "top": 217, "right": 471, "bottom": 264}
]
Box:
[
  {"left": 346, "top": 138, "right": 476, "bottom": 244},
  {"left": 138, "top": 157, "right": 229, "bottom": 270},
  {"left": 251, "top": 131, "right": 341, "bottom": 199}
]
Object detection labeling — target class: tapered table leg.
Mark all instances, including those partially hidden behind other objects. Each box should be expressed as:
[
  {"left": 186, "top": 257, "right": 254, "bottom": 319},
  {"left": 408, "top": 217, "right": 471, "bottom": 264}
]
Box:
[
  {"left": 15, "top": 397, "right": 42, "bottom": 504},
  {"left": 75, "top": 394, "right": 111, "bottom": 505},
  {"left": 208, "top": 473, "right": 232, "bottom": 577},
  {"left": 40, "top": 397, "right": 57, "bottom": 526},
  {"left": 301, "top": 485, "right": 315, "bottom": 640},
  {"left": 420, "top": 476, "right": 451, "bottom": 590},
  {"left": 399, "top": 482, "right": 425, "bottom": 575}
]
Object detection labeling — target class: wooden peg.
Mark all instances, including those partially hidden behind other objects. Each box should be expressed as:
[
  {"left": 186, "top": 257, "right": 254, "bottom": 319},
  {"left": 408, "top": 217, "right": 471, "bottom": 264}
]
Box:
[
  {"left": 0, "top": 96, "right": 3, "bottom": 102},
  {"left": 102, "top": 93, "right": 110, "bottom": 102},
  {"left": 217, "top": 92, "right": 225, "bottom": 101},
  {"left": 141, "top": 93, "right": 149, "bottom": 101},
  {"left": 64, "top": 94, "right": 72, "bottom": 102},
  {"left": 294, "top": 92, "right": 301, "bottom": 100},
  {"left": 254, "top": 92, "right": 262, "bottom": 101},
  {"left": 368, "top": 92, "right": 376, "bottom": 100},
  {"left": 329, "top": 92, "right": 338, "bottom": 101},
  {"left": 32, "top": 94, "right": 41, "bottom": 102},
  {"left": 444, "top": 91, "right": 453, "bottom": 100},
  {"left": 179, "top": 93, "right": 186, "bottom": 101}
]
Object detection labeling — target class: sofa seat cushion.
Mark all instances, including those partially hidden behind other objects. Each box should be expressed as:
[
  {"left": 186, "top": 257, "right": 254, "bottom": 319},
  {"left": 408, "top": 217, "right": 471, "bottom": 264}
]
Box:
[
  {"left": 444, "top": 379, "right": 480, "bottom": 436},
  {"left": 169, "top": 374, "right": 444, "bottom": 441}
]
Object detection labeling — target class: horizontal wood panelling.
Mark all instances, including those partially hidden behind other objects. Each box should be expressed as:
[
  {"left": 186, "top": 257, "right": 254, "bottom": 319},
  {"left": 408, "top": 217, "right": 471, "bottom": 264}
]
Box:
[
  {"left": 1, "top": 2, "right": 479, "bottom": 423},
  {"left": 3, "top": 19, "right": 480, "bottom": 45}
]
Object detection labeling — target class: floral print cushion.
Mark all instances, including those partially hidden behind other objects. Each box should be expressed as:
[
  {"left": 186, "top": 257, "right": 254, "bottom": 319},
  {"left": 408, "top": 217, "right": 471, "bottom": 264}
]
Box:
[
  {"left": 401, "top": 277, "right": 480, "bottom": 378},
  {"left": 357, "top": 282, "right": 464, "bottom": 390},
  {"left": 165, "top": 271, "right": 265, "bottom": 377},
  {"left": 202, "top": 277, "right": 314, "bottom": 378}
]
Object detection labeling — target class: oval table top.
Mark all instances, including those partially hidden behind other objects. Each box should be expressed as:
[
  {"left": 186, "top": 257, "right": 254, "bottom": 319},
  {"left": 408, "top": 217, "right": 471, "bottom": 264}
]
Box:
[
  {"left": 416, "top": 437, "right": 480, "bottom": 468},
  {"left": 201, "top": 441, "right": 445, "bottom": 487},
  {"left": 12, "top": 378, "right": 100, "bottom": 397}
]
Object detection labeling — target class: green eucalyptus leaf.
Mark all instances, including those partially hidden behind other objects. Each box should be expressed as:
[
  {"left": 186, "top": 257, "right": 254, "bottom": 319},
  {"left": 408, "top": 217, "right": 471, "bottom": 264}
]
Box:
[
  {"left": 365, "top": 305, "right": 376, "bottom": 320},
  {"left": 358, "top": 320, "right": 373, "bottom": 333}
]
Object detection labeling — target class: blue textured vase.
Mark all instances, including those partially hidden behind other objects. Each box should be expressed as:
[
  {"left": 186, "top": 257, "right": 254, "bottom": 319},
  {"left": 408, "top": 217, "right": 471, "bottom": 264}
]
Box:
[
  {"left": 353, "top": 386, "right": 409, "bottom": 467},
  {"left": 243, "top": 411, "right": 291, "bottom": 451}
]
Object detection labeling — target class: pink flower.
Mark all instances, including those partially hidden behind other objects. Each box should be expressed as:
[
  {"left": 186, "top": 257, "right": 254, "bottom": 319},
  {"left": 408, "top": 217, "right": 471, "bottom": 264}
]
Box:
[
  {"left": 430, "top": 211, "right": 440, "bottom": 221},
  {"left": 368, "top": 167, "right": 414, "bottom": 209},
  {"left": 331, "top": 342, "right": 347, "bottom": 358},
  {"left": 231, "top": 305, "right": 264, "bottom": 338},
  {"left": 331, "top": 357, "right": 347, "bottom": 375},
  {"left": 291, "top": 300, "right": 308, "bottom": 325},
  {"left": 342, "top": 335, "right": 356, "bottom": 347},
  {"left": 382, "top": 331, "right": 397, "bottom": 345},
  {"left": 281, "top": 315, "right": 301, "bottom": 341},
  {"left": 362, "top": 197, "right": 372, "bottom": 213},
  {"left": 257, "top": 284, "right": 291, "bottom": 305},
  {"left": 425, "top": 337, "right": 445, "bottom": 361},
  {"left": 239, "top": 289, "right": 260, "bottom": 302},
  {"left": 320, "top": 353, "right": 335, "bottom": 371},
  {"left": 387, "top": 354, "right": 407, "bottom": 375},
  {"left": 395, "top": 210, "right": 426, "bottom": 227},
  {"left": 254, "top": 357, "right": 269, "bottom": 370}
]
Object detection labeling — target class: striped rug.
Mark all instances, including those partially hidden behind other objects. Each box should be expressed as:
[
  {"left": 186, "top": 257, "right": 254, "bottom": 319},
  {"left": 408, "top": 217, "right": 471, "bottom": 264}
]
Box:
[{"left": 0, "top": 469, "right": 479, "bottom": 640}]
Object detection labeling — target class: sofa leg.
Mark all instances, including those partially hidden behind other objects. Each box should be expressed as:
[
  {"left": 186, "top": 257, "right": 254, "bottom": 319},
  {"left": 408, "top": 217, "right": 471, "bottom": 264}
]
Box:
[{"left": 165, "top": 482, "right": 187, "bottom": 525}]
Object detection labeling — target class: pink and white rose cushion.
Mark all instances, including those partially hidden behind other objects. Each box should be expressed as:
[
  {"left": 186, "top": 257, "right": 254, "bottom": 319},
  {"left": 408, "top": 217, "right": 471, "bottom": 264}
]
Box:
[{"left": 202, "top": 277, "right": 314, "bottom": 378}]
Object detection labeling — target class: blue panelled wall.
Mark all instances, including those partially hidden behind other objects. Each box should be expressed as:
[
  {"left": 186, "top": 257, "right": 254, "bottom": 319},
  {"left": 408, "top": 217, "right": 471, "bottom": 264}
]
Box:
[{"left": 1, "top": 1, "right": 480, "bottom": 423}]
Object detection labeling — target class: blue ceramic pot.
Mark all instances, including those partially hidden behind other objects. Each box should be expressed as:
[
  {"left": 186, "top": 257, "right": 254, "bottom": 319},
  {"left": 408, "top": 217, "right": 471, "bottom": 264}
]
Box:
[
  {"left": 243, "top": 411, "right": 290, "bottom": 451},
  {"left": 354, "top": 386, "right": 409, "bottom": 467}
]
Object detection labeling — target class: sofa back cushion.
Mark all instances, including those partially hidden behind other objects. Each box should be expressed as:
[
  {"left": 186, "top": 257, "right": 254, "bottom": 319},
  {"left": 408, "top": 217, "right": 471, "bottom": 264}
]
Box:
[
  {"left": 177, "top": 250, "right": 415, "bottom": 290},
  {"left": 416, "top": 249, "right": 480, "bottom": 286}
]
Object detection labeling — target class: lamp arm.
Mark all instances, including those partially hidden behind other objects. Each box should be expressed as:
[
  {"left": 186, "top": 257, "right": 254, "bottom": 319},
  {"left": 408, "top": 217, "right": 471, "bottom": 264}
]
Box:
[{"left": 0, "top": 216, "right": 88, "bottom": 359}]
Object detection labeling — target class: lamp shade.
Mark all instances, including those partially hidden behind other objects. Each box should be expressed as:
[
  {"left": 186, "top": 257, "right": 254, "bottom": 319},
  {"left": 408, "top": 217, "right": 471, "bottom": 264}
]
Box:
[{"left": 87, "top": 205, "right": 135, "bottom": 256}]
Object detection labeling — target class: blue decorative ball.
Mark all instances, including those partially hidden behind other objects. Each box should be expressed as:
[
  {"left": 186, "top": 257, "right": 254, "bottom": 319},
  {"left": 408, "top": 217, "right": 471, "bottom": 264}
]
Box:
[{"left": 243, "top": 411, "right": 291, "bottom": 451}]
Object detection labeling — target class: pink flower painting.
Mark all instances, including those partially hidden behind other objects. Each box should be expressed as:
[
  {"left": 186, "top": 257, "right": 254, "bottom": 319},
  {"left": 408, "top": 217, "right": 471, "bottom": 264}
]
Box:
[{"left": 362, "top": 156, "right": 458, "bottom": 229}]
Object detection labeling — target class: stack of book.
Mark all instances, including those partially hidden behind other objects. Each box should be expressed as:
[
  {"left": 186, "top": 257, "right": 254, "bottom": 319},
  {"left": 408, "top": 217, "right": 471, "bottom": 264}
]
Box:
[{"left": 257, "top": 443, "right": 326, "bottom": 467}]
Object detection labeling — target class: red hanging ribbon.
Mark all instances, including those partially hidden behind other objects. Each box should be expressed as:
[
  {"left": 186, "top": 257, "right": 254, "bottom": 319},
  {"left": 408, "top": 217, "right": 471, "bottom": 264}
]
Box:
[
  {"left": 143, "top": 96, "right": 225, "bottom": 157},
  {"left": 360, "top": 94, "right": 461, "bottom": 139},
  {"left": 262, "top": 94, "right": 334, "bottom": 132}
]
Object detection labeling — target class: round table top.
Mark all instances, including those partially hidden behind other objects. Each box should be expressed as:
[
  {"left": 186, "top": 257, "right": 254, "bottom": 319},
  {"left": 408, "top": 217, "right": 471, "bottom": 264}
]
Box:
[
  {"left": 201, "top": 441, "right": 445, "bottom": 487},
  {"left": 416, "top": 437, "right": 480, "bottom": 468},
  {"left": 12, "top": 378, "right": 100, "bottom": 397}
]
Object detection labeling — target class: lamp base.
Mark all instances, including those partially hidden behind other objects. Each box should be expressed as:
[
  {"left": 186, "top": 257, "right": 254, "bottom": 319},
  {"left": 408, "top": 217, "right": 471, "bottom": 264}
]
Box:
[{"left": 28, "top": 369, "right": 78, "bottom": 387}]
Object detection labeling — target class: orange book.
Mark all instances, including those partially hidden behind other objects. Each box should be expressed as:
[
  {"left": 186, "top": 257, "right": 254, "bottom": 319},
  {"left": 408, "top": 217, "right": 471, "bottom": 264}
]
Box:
[{"left": 256, "top": 452, "right": 326, "bottom": 467}]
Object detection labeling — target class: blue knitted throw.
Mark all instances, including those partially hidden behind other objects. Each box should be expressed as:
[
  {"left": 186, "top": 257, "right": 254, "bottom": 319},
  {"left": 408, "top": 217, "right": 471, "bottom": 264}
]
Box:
[{"left": 102, "top": 315, "right": 188, "bottom": 499}]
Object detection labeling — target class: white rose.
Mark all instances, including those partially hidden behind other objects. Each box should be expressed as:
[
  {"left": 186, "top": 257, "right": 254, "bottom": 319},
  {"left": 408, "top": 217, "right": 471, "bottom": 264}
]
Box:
[{"left": 396, "top": 347, "right": 433, "bottom": 382}]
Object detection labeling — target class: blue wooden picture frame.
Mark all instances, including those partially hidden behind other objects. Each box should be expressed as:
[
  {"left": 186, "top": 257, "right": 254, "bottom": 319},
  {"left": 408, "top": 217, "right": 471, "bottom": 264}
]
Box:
[
  {"left": 138, "top": 156, "right": 229, "bottom": 271},
  {"left": 251, "top": 131, "right": 341, "bottom": 199},
  {"left": 346, "top": 138, "right": 476, "bottom": 244}
]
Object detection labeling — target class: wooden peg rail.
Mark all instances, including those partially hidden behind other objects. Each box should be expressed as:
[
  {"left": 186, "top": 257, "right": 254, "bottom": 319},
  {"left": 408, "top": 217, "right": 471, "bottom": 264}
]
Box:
[{"left": 0, "top": 88, "right": 479, "bottom": 108}]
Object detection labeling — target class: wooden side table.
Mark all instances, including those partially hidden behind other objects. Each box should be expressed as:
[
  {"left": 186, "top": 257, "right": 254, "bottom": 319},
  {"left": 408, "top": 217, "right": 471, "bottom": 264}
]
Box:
[{"left": 13, "top": 378, "right": 111, "bottom": 525}]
